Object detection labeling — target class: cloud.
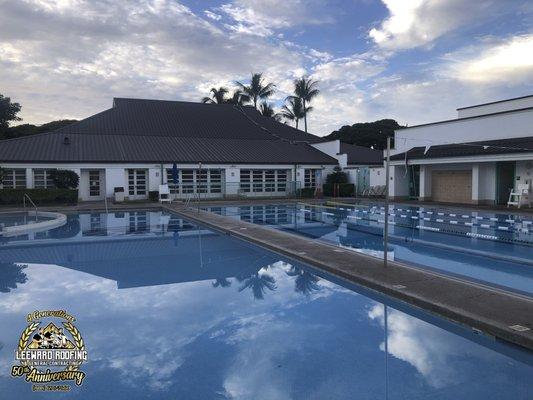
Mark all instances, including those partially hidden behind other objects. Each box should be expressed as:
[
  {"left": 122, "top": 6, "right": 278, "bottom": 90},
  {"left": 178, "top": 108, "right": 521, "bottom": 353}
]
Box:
[
  {"left": 217, "top": 0, "right": 334, "bottom": 37},
  {"left": 0, "top": 0, "right": 302, "bottom": 124},
  {"left": 442, "top": 34, "right": 533, "bottom": 84},
  {"left": 369, "top": 0, "right": 501, "bottom": 50}
]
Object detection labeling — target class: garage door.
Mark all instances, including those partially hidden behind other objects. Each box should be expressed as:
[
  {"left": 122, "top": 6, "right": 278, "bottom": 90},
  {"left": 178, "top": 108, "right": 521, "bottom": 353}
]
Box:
[{"left": 431, "top": 170, "right": 472, "bottom": 203}]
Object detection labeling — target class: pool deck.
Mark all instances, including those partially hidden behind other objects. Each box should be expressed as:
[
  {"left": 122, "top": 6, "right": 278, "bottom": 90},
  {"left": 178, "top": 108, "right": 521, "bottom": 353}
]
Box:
[{"left": 164, "top": 203, "right": 533, "bottom": 351}]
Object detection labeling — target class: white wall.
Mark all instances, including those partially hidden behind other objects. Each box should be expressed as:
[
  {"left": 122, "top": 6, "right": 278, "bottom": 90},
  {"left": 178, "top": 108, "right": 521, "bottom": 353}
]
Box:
[
  {"left": 516, "top": 160, "right": 533, "bottom": 187},
  {"left": 478, "top": 162, "right": 496, "bottom": 203},
  {"left": 369, "top": 167, "right": 386, "bottom": 186},
  {"left": 389, "top": 166, "right": 409, "bottom": 199},
  {"left": 393, "top": 108, "right": 533, "bottom": 156},
  {"left": 1, "top": 162, "right": 336, "bottom": 201},
  {"left": 458, "top": 96, "right": 533, "bottom": 118}
]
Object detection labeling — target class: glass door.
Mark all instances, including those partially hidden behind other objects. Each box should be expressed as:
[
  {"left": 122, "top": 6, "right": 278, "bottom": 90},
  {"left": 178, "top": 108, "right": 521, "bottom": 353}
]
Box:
[
  {"left": 128, "top": 169, "right": 148, "bottom": 200},
  {"left": 89, "top": 170, "right": 101, "bottom": 198}
]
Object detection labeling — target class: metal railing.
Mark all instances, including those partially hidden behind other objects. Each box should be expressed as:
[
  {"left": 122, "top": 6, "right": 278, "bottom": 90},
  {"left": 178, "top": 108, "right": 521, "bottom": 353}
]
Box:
[{"left": 23, "top": 193, "right": 38, "bottom": 222}]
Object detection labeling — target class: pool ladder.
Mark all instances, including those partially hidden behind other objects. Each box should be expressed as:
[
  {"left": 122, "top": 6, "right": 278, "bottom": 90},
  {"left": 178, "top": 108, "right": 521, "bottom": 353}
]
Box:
[{"left": 23, "top": 193, "right": 39, "bottom": 222}]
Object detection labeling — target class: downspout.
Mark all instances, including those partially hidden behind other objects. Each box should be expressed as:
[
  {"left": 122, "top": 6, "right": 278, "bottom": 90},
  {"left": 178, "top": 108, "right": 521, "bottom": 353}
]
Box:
[{"left": 160, "top": 164, "right": 164, "bottom": 185}]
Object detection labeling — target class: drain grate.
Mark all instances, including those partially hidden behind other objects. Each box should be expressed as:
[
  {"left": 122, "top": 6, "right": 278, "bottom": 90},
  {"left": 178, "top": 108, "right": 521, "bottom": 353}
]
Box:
[
  {"left": 392, "top": 284, "right": 407, "bottom": 289},
  {"left": 509, "top": 324, "right": 531, "bottom": 332}
]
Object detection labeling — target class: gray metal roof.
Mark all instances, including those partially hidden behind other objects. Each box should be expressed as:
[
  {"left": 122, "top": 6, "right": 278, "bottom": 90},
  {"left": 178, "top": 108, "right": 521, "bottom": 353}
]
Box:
[
  {"left": 390, "top": 136, "right": 533, "bottom": 161},
  {"left": 0, "top": 98, "right": 336, "bottom": 165},
  {"left": 340, "top": 142, "right": 384, "bottom": 165}
]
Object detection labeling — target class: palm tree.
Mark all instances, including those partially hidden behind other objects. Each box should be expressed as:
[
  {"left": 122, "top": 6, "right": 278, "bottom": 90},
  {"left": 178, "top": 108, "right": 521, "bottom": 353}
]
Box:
[
  {"left": 238, "top": 271, "right": 277, "bottom": 300},
  {"left": 286, "top": 266, "right": 320, "bottom": 295},
  {"left": 0, "top": 263, "right": 28, "bottom": 293},
  {"left": 235, "top": 73, "right": 276, "bottom": 108},
  {"left": 280, "top": 97, "right": 308, "bottom": 129},
  {"left": 202, "top": 87, "right": 229, "bottom": 104},
  {"left": 293, "top": 77, "right": 320, "bottom": 132},
  {"left": 258, "top": 101, "right": 275, "bottom": 117},
  {"left": 212, "top": 278, "right": 232, "bottom": 288},
  {"left": 227, "top": 89, "right": 250, "bottom": 106}
]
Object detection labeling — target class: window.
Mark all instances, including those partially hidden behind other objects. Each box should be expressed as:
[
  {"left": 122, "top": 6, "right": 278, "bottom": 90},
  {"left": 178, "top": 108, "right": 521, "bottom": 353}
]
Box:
[
  {"left": 240, "top": 169, "right": 290, "bottom": 193},
  {"left": 166, "top": 169, "right": 180, "bottom": 194},
  {"left": 2, "top": 169, "right": 26, "bottom": 188},
  {"left": 304, "top": 169, "right": 316, "bottom": 189},
  {"left": 89, "top": 170, "right": 100, "bottom": 197},
  {"left": 182, "top": 170, "right": 194, "bottom": 193},
  {"left": 240, "top": 170, "right": 251, "bottom": 192},
  {"left": 196, "top": 169, "right": 208, "bottom": 193},
  {"left": 33, "top": 169, "right": 55, "bottom": 189},
  {"left": 252, "top": 170, "right": 263, "bottom": 192},
  {"left": 277, "top": 170, "right": 287, "bottom": 192},
  {"left": 210, "top": 169, "right": 222, "bottom": 193},
  {"left": 265, "top": 170, "right": 275, "bottom": 192}
]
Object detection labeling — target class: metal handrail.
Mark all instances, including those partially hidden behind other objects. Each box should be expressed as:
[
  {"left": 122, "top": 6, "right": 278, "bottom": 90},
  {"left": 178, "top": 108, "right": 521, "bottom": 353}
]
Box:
[{"left": 23, "top": 193, "right": 38, "bottom": 222}]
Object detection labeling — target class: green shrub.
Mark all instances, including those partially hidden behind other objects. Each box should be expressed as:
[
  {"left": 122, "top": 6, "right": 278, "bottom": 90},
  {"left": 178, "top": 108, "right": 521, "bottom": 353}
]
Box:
[
  {"left": 323, "top": 183, "right": 354, "bottom": 197},
  {"left": 297, "top": 188, "right": 315, "bottom": 198},
  {"left": 326, "top": 166, "right": 349, "bottom": 184},
  {"left": 50, "top": 169, "right": 79, "bottom": 189},
  {"left": 0, "top": 189, "right": 78, "bottom": 205},
  {"left": 148, "top": 191, "right": 159, "bottom": 201}
]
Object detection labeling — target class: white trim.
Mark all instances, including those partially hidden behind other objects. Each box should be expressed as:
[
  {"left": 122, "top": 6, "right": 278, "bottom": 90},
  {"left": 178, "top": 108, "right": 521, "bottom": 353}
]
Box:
[{"left": 390, "top": 152, "right": 533, "bottom": 166}]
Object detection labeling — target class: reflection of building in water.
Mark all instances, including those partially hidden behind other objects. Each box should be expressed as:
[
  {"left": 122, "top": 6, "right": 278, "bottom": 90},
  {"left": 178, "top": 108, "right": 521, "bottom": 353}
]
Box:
[
  {"left": 2, "top": 211, "right": 198, "bottom": 244},
  {"left": 0, "top": 224, "right": 286, "bottom": 289}
]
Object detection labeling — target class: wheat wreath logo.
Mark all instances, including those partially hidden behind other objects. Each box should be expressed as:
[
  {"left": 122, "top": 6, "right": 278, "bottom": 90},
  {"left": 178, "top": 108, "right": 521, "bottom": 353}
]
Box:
[{"left": 11, "top": 310, "right": 88, "bottom": 392}]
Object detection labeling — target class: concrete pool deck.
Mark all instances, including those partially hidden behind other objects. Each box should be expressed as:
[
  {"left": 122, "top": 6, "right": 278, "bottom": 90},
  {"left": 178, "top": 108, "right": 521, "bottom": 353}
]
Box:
[{"left": 165, "top": 203, "right": 533, "bottom": 351}]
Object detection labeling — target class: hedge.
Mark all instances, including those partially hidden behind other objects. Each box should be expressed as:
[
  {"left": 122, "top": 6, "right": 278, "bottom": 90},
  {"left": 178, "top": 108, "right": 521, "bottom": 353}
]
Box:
[
  {"left": 297, "top": 188, "right": 315, "bottom": 198},
  {"left": 323, "top": 183, "right": 355, "bottom": 197},
  {"left": 148, "top": 191, "right": 159, "bottom": 202},
  {"left": 0, "top": 189, "right": 78, "bottom": 205}
]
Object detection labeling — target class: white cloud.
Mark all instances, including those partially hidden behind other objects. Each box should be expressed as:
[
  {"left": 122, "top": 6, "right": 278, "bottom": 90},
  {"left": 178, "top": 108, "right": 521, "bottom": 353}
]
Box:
[
  {"left": 369, "top": 0, "right": 500, "bottom": 50},
  {"left": 0, "top": 0, "right": 302, "bottom": 125},
  {"left": 218, "top": 0, "right": 334, "bottom": 37},
  {"left": 442, "top": 34, "right": 533, "bottom": 83}
]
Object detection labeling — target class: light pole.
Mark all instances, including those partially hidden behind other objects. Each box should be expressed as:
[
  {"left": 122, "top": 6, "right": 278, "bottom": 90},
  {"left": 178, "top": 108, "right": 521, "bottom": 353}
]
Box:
[{"left": 384, "top": 136, "right": 390, "bottom": 267}]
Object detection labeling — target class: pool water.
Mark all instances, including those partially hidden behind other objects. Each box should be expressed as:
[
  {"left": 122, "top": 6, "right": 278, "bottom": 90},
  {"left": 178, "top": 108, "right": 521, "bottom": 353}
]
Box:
[
  {"left": 205, "top": 204, "right": 533, "bottom": 296},
  {"left": 0, "top": 212, "right": 53, "bottom": 229},
  {"left": 0, "top": 210, "right": 531, "bottom": 399}
]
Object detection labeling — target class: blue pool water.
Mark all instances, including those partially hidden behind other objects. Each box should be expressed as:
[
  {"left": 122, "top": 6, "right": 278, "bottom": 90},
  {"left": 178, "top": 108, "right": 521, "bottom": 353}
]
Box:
[
  {"left": 204, "top": 203, "right": 533, "bottom": 296},
  {"left": 0, "top": 212, "right": 53, "bottom": 229},
  {"left": 0, "top": 210, "right": 531, "bottom": 399}
]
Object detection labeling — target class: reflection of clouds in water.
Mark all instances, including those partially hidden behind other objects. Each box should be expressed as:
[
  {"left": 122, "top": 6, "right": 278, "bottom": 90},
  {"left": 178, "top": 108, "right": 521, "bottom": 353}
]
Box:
[
  {"left": 368, "top": 304, "right": 492, "bottom": 389},
  {"left": 0, "top": 260, "right": 341, "bottom": 390}
]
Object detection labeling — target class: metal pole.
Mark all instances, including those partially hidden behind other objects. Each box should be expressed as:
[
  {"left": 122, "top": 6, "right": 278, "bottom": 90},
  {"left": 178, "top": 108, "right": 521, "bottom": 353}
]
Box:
[{"left": 384, "top": 136, "right": 390, "bottom": 267}]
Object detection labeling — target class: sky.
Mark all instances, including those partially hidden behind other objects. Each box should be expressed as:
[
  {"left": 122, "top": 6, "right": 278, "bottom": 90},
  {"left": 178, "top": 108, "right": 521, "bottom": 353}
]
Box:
[{"left": 0, "top": 0, "right": 532, "bottom": 136}]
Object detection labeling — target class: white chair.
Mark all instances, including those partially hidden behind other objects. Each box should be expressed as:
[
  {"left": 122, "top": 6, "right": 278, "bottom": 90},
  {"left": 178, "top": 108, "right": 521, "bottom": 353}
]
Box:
[
  {"left": 159, "top": 184, "right": 172, "bottom": 204},
  {"left": 507, "top": 183, "right": 531, "bottom": 209}
]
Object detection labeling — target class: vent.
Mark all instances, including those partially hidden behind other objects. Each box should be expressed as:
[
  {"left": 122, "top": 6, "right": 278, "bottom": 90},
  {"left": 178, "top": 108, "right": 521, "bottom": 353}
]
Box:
[{"left": 63, "top": 136, "right": 71, "bottom": 145}]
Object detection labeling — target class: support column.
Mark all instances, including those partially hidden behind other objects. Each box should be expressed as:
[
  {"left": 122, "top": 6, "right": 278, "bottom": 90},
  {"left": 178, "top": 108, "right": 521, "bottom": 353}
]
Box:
[
  {"left": 419, "top": 165, "right": 432, "bottom": 201},
  {"left": 472, "top": 163, "right": 480, "bottom": 204}
]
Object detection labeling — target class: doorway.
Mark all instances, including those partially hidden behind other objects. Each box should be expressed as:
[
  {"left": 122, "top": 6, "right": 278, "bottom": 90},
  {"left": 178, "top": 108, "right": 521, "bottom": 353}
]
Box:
[
  {"left": 408, "top": 165, "right": 420, "bottom": 200},
  {"left": 128, "top": 169, "right": 148, "bottom": 200},
  {"left": 496, "top": 162, "right": 515, "bottom": 205}
]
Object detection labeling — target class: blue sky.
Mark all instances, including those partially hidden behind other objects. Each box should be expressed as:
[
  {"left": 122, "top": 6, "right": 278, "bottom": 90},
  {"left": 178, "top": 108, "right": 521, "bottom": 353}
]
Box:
[{"left": 0, "top": 0, "right": 532, "bottom": 135}]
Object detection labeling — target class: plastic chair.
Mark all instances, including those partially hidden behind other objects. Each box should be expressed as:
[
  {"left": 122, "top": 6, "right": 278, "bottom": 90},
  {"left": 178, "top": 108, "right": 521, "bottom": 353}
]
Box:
[
  {"left": 159, "top": 184, "right": 172, "bottom": 204},
  {"left": 507, "top": 183, "right": 531, "bottom": 208}
]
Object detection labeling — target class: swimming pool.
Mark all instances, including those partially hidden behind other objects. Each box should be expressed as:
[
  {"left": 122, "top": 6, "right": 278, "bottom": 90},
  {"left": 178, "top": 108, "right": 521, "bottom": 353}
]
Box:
[
  {"left": 0, "top": 212, "right": 53, "bottom": 228},
  {"left": 204, "top": 203, "right": 533, "bottom": 296},
  {"left": 0, "top": 210, "right": 531, "bottom": 399}
]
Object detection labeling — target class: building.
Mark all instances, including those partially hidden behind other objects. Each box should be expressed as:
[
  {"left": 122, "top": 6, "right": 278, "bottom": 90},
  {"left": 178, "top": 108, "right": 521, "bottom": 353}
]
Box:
[
  {"left": 311, "top": 140, "right": 385, "bottom": 194},
  {"left": 0, "top": 98, "right": 338, "bottom": 201},
  {"left": 388, "top": 95, "right": 533, "bottom": 205}
]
